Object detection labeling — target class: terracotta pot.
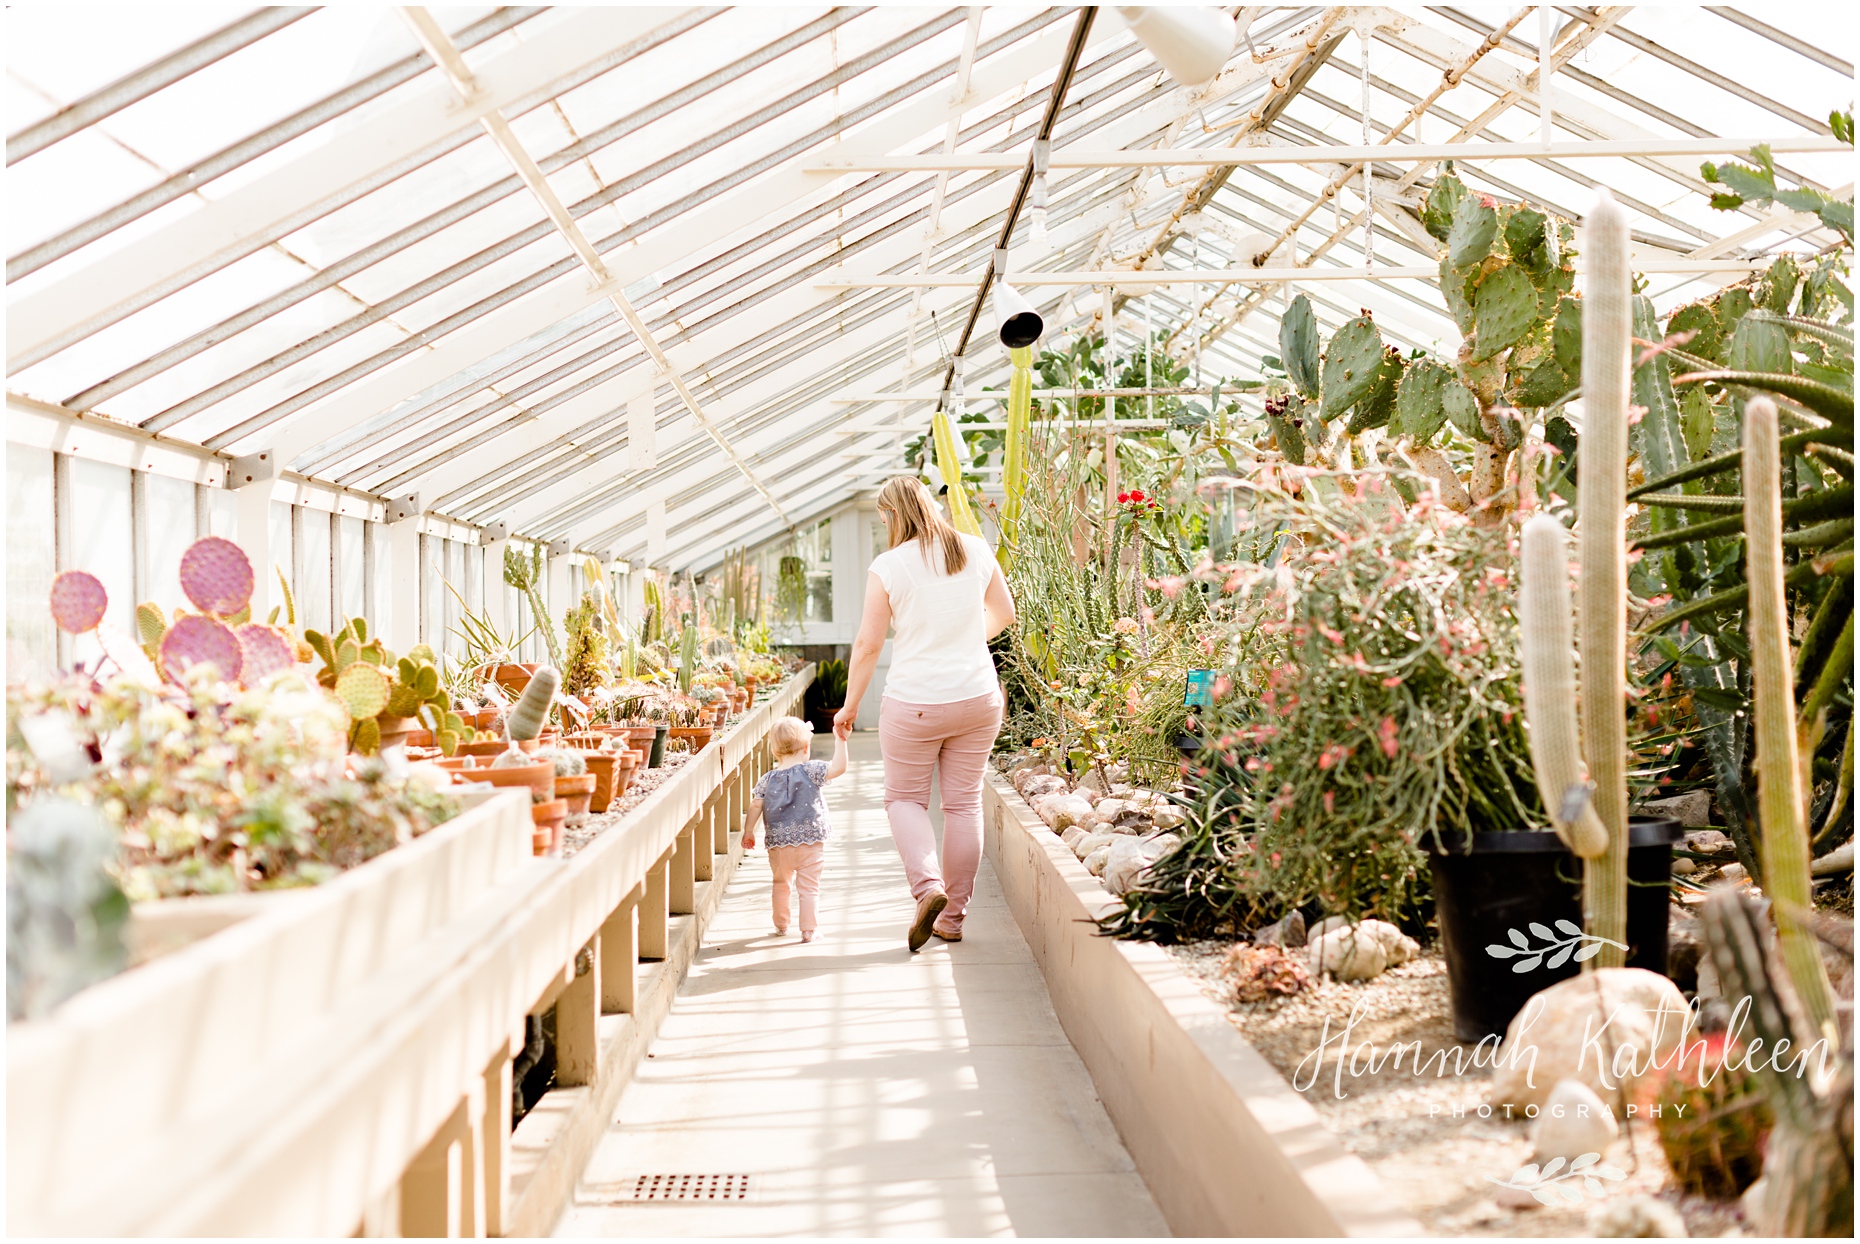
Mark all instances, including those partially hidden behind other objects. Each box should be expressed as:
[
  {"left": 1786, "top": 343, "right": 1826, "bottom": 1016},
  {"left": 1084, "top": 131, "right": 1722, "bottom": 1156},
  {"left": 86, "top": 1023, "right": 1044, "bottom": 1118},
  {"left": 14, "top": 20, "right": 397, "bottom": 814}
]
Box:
[
  {"left": 375, "top": 715, "right": 418, "bottom": 750},
  {"left": 563, "top": 732, "right": 605, "bottom": 749},
  {"left": 555, "top": 773, "right": 596, "bottom": 823},
  {"left": 574, "top": 751, "right": 618, "bottom": 812},
  {"left": 433, "top": 756, "right": 476, "bottom": 773},
  {"left": 669, "top": 726, "right": 714, "bottom": 751},
  {"left": 477, "top": 663, "right": 537, "bottom": 696},
  {"left": 405, "top": 728, "right": 434, "bottom": 749},
  {"left": 473, "top": 709, "right": 501, "bottom": 730},
  {"left": 476, "top": 757, "right": 555, "bottom": 801},
  {"left": 530, "top": 797, "right": 568, "bottom": 857},
  {"left": 745, "top": 677, "right": 759, "bottom": 701}
]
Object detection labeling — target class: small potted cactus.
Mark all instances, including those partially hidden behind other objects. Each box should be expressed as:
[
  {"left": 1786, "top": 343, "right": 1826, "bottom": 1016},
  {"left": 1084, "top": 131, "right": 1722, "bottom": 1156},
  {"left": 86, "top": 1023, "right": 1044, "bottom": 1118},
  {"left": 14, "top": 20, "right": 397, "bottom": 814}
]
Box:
[
  {"left": 502, "top": 665, "right": 558, "bottom": 753},
  {"left": 542, "top": 748, "right": 596, "bottom": 824}
]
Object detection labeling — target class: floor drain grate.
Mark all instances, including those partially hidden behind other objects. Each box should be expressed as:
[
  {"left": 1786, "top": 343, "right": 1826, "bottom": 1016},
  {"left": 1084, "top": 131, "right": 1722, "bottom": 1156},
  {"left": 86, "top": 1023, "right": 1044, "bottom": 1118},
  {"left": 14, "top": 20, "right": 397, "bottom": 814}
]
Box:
[{"left": 622, "top": 1173, "right": 754, "bottom": 1202}]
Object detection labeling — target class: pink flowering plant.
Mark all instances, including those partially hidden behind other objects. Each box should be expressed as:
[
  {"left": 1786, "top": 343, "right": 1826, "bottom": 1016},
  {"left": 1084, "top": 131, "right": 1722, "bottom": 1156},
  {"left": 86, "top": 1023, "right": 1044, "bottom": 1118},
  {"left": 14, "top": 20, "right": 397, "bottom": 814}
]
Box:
[{"left": 1110, "top": 467, "right": 1549, "bottom": 936}]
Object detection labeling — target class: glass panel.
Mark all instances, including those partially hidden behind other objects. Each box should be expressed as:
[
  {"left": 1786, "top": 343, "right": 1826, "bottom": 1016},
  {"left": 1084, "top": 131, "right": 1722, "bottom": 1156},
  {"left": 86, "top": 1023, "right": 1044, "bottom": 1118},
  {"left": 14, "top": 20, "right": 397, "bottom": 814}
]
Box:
[
  {"left": 144, "top": 471, "right": 196, "bottom": 615},
  {"left": 337, "top": 515, "right": 365, "bottom": 621},
  {"left": 269, "top": 501, "right": 292, "bottom": 597},
  {"left": 370, "top": 522, "right": 393, "bottom": 640},
  {"left": 6, "top": 445, "right": 56, "bottom": 679},
  {"left": 297, "top": 508, "right": 332, "bottom": 634},
  {"left": 67, "top": 456, "right": 134, "bottom": 639},
  {"left": 798, "top": 518, "right": 833, "bottom": 624},
  {"left": 208, "top": 488, "right": 237, "bottom": 539}
]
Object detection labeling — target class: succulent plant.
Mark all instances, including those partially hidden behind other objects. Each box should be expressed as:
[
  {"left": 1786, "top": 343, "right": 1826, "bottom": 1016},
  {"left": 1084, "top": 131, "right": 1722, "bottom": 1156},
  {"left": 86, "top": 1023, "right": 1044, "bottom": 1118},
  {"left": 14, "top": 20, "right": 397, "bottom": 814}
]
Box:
[
  {"left": 490, "top": 747, "right": 536, "bottom": 769},
  {"left": 158, "top": 614, "right": 245, "bottom": 683},
  {"left": 1654, "top": 1030, "right": 1770, "bottom": 1199},
  {"left": 178, "top": 536, "right": 254, "bottom": 617},
  {"left": 50, "top": 570, "right": 109, "bottom": 635},
  {"left": 507, "top": 666, "right": 558, "bottom": 742},
  {"left": 6, "top": 798, "right": 129, "bottom": 1021},
  {"left": 677, "top": 623, "right": 699, "bottom": 694},
  {"left": 540, "top": 748, "right": 585, "bottom": 778},
  {"left": 1518, "top": 515, "right": 1609, "bottom": 859}
]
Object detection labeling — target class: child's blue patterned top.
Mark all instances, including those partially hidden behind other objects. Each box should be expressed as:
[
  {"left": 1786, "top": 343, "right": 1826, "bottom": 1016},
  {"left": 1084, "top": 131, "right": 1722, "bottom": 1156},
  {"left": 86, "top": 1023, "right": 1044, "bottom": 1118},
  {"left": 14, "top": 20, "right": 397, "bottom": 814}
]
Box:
[{"left": 754, "top": 760, "right": 832, "bottom": 847}]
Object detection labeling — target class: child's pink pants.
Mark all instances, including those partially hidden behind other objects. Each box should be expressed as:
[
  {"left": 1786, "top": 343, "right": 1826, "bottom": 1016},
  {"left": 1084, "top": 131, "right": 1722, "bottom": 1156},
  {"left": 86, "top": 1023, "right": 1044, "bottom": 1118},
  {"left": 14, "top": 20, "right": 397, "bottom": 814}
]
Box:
[
  {"left": 768, "top": 843, "right": 825, "bottom": 933},
  {"left": 879, "top": 691, "right": 1003, "bottom": 930}
]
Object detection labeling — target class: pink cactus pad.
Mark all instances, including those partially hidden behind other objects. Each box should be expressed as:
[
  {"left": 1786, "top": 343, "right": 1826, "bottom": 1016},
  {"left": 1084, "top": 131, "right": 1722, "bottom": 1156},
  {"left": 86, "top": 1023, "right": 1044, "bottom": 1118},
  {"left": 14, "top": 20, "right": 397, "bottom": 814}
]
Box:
[
  {"left": 49, "top": 571, "right": 108, "bottom": 633},
  {"left": 178, "top": 536, "right": 254, "bottom": 616},
  {"left": 235, "top": 623, "right": 296, "bottom": 683},
  {"left": 159, "top": 614, "right": 244, "bottom": 683}
]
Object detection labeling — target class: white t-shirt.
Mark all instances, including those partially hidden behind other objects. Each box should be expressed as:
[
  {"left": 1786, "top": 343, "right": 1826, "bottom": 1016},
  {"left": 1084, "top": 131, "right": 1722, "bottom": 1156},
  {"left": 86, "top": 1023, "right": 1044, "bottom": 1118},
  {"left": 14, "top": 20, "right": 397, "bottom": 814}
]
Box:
[{"left": 869, "top": 532, "right": 999, "bottom": 705}]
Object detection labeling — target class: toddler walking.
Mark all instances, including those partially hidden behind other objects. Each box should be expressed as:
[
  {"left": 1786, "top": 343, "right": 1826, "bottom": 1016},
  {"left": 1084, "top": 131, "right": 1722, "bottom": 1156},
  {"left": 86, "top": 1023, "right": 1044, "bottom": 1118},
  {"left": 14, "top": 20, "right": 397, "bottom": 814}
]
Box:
[{"left": 742, "top": 717, "right": 846, "bottom": 942}]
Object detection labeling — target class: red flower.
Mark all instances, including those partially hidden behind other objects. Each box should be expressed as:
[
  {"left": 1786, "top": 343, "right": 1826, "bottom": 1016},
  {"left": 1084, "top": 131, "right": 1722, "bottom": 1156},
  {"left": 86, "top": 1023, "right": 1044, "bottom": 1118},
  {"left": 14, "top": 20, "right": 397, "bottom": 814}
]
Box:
[{"left": 1116, "top": 491, "right": 1129, "bottom": 503}]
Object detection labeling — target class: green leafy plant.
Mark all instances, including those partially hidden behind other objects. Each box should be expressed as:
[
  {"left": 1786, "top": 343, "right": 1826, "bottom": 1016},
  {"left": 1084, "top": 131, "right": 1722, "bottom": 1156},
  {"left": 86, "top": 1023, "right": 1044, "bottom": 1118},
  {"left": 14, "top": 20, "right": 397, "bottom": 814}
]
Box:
[{"left": 1703, "top": 126, "right": 1854, "bottom": 247}]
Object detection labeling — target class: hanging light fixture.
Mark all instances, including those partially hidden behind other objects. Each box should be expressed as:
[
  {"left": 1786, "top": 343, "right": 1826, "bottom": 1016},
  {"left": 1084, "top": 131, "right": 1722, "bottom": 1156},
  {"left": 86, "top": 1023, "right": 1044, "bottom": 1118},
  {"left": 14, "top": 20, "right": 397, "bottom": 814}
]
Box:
[
  {"left": 993, "top": 283, "right": 1044, "bottom": 350},
  {"left": 1116, "top": 7, "right": 1237, "bottom": 87},
  {"left": 1028, "top": 139, "right": 1052, "bottom": 253}
]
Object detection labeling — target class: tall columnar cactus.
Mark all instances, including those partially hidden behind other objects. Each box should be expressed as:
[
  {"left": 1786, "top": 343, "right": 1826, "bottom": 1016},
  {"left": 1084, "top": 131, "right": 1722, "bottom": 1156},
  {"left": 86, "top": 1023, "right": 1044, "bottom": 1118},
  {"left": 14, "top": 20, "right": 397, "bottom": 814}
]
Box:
[
  {"left": 1743, "top": 396, "right": 1840, "bottom": 1037},
  {"left": 507, "top": 666, "right": 559, "bottom": 742},
  {"left": 677, "top": 623, "right": 699, "bottom": 694},
  {"left": 1519, "top": 514, "right": 1609, "bottom": 858},
  {"left": 1577, "top": 189, "right": 1632, "bottom": 965}
]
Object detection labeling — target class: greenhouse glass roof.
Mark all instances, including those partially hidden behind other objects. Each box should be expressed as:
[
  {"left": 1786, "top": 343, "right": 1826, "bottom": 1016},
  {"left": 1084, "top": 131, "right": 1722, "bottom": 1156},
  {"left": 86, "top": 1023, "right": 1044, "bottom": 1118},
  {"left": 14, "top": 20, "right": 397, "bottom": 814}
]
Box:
[{"left": 6, "top": 5, "right": 1853, "bottom": 572}]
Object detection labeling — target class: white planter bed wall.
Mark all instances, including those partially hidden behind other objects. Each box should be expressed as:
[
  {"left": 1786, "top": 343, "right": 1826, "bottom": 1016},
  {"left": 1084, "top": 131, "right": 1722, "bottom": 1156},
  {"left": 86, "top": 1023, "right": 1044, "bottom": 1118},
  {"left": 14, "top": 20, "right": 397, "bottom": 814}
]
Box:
[
  {"left": 6, "top": 670, "right": 812, "bottom": 1237},
  {"left": 984, "top": 771, "right": 1420, "bottom": 1238}
]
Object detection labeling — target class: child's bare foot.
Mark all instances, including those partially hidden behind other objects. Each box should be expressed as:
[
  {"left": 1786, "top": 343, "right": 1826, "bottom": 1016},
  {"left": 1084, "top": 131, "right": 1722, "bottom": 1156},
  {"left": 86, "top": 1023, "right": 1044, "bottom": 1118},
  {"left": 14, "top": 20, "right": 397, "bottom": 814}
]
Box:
[
  {"left": 774, "top": 926, "right": 789, "bottom": 936},
  {"left": 801, "top": 930, "right": 815, "bottom": 943}
]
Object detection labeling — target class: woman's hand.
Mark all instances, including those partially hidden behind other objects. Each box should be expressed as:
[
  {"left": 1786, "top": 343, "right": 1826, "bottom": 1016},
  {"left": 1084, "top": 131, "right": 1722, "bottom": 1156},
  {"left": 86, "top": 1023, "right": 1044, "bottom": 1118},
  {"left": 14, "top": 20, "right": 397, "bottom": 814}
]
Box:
[{"left": 832, "top": 704, "right": 856, "bottom": 739}]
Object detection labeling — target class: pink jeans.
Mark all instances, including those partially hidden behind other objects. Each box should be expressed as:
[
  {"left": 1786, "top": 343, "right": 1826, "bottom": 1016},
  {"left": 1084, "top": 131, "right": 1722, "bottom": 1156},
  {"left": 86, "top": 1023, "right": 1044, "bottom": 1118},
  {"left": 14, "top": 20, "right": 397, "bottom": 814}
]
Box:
[
  {"left": 879, "top": 691, "right": 1003, "bottom": 929},
  {"left": 768, "top": 843, "right": 825, "bottom": 933}
]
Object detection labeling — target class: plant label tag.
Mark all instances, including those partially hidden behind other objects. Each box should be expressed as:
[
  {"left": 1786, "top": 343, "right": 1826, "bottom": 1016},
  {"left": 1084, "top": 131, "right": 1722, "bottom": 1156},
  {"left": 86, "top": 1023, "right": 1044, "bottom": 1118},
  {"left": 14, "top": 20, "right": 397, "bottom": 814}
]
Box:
[
  {"left": 1558, "top": 780, "right": 1594, "bottom": 826},
  {"left": 1183, "top": 668, "right": 1215, "bottom": 708}
]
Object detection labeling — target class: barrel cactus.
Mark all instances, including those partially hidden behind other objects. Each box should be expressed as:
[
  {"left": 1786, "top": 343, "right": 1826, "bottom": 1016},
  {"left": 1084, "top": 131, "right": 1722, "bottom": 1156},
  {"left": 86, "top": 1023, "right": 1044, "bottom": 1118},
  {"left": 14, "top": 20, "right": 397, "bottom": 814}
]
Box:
[{"left": 1653, "top": 1030, "right": 1770, "bottom": 1199}]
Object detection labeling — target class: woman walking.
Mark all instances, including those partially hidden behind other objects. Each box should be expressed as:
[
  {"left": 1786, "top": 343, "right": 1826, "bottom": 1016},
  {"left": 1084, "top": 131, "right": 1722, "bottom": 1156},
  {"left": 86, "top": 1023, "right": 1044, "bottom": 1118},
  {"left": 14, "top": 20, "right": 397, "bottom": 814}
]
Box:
[{"left": 835, "top": 476, "right": 1017, "bottom": 951}]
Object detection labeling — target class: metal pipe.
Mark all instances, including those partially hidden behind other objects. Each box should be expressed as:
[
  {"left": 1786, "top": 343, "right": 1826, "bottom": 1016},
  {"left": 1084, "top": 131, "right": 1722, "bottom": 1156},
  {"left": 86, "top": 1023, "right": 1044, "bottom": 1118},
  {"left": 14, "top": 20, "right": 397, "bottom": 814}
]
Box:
[
  {"left": 6, "top": 7, "right": 548, "bottom": 281},
  {"left": 1701, "top": 7, "right": 1853, "bottom": 75},
  {"left": 938, "top": 6, "right": 1098, "bottom": 410},
  {"left": 5, "top": 7, "right": 316, "bottom": 166}
]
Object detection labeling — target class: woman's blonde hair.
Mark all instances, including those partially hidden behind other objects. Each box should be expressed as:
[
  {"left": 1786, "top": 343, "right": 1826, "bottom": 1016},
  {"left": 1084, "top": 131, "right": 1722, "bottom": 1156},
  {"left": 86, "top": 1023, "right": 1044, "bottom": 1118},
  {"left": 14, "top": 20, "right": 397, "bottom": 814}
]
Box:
[
  {"left": 876, "top": 475, "right": 967, "bottom": 576},
  {"left": 769, "top": 715, "right": 814, "bottom": 757}
]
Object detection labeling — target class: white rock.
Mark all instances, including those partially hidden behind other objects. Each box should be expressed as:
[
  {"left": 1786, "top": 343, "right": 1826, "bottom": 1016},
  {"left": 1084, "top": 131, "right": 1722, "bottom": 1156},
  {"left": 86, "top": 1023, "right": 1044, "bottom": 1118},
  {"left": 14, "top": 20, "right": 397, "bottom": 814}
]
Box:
[
  {"left": 1307, "top": 927, "right": 1388, "bottom": 982},
  {"left": 1530, "top": 1078, "right": 1618, "bottom": 1163},
  {"left": 1719, "top": 862, "right": 1747, "bottom": 884},
  {"left": 1020, "top": 773, "right": 1067, "bottom": 800},
  {"left": 1304, "top": 918, "right": 1415, "bottom": 968},
  {"left": 1102, "top": 832, "right": 1181, "bottom": 895},
  {"left": 1636, "top": 790, "right": 1712, "bottom": 828},
  {"left": 1073, "top": 830, "right": 1115, "bottom": 862},
  {"left": 1079, "top": 768, "right": 1110, "bottom": 794},
  {"left": 1492, "top": 968, "right": 1690, "bottom": 1109},
  {"left": 1308, "top": 915, "right": 1350, "bottom": 941},
  {"left": 1060, "top": 825, "right": 1091, "bottom": 851},
  {"left": 1035, "top": 793, "right": 1095, "bottom": 831},
  {"left": 1150, "top": 805, "right": 1186, "bottom": 829},
  {"left": 1084, "top": 843, "right": 1115, "bottom": 876},
  {"left": 1586, "top": 1194, "right": 1688, "bottom": 1238},
  {"left": 1683, "top": 829, "right": 1733, "bottom": 857},
  {"left": 1671, "top": 857, "right": 1697, "bottom": 875},
  {"left": 1093, "top": 798, "right": 1131, "bottom": 823}
]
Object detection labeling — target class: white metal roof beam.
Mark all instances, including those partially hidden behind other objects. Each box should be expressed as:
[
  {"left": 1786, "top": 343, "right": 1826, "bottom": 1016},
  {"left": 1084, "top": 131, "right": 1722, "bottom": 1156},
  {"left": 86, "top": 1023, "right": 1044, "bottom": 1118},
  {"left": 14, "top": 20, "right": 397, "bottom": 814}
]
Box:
[
  {"left": 398, "top": 6, "right": 790, "bottom": 528},
  {"left": 7, "top": 7, "right": 690, "bottom": 370}
]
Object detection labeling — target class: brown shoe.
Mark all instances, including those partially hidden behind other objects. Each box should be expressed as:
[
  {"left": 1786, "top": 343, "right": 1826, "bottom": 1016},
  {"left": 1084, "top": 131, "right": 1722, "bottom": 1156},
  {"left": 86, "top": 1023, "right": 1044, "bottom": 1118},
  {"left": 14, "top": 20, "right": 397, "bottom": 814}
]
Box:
[
  {"left": 931, "top": 922, "right": 962, "bottom": 942},
  {"left": 908, "top": 889, "right": 948, "bottom": 952}
]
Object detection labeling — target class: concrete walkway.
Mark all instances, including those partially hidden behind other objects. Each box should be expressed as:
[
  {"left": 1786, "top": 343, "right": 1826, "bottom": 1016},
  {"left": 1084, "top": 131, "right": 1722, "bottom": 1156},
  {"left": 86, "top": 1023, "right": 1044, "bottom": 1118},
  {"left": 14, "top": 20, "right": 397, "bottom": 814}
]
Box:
[{"left": 555, "top": 733, "right": 1167, "bottom": 1237}]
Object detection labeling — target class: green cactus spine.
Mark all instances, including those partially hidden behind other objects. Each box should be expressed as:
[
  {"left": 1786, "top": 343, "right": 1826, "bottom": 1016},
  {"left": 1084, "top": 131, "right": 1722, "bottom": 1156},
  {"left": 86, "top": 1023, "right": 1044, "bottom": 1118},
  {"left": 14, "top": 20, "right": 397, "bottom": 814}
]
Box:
[
  {"left": 507, "top": 666, "right": 558, "bottom": 741},
  {"left": 1519, "top": 514, "right": 1609, "bottom": 858},
  {"left": 1578, "top": 189, "right": 1631, "bottom": 966},
  {"left": 1743, "top": 396, "right": 1839, "bottom": 1038}
]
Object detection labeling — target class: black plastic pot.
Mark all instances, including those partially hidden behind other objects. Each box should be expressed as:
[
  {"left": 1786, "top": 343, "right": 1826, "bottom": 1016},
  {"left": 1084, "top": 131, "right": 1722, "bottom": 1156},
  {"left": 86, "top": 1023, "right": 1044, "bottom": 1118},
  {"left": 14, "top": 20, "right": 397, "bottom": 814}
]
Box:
[
  {"left": 648, "top": 724, "right": 668, "bottom": 768},
  {"left": 1428, "top": 817, "right": 1683, "bottom": 1042}
]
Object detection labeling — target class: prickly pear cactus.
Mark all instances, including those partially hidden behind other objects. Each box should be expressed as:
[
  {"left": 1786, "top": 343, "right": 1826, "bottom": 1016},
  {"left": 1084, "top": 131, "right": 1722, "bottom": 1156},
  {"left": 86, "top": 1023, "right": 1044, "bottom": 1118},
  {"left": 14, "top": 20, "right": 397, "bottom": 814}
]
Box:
[
  {"left": 177, "top": 536, "right": 254, "bottom": 616},
  {"left": 157, "top": 614, "right": 244, "bottom": 683},
  {"left": 508, "top": 666, "right": 559, "bottom": 741},
  {"left": 49, "top": 571, "right": 108, "bottom": 634},
  {"left": 135, "top": 601, "right": 167, "bottom": 652},
  {"left": 1319, "top": 316, "right": 1384, "bottom": 421},
  {"left": 234, "top": 623, "right": 296, "bottom": 684},
  {"left": 1262, "top": 393, "right": 1309, "bottom": 464},
  {"left": 335, "top": 663, "right": 390, "bottom": 721},
  {"left": 1279, "top": 293, "right": 1321, "bottom": 399}
]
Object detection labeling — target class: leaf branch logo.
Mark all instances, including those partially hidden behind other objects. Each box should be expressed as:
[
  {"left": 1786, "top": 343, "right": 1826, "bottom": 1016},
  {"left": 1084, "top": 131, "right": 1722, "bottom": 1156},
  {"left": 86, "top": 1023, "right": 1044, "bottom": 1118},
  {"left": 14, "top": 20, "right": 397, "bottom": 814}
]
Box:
[
  {"left": 1485, "top": 920, "right": 1626, "bottom": 973},
  {"left": 1487, "top": 1154, "right": 1626, "bottom": 1206}
]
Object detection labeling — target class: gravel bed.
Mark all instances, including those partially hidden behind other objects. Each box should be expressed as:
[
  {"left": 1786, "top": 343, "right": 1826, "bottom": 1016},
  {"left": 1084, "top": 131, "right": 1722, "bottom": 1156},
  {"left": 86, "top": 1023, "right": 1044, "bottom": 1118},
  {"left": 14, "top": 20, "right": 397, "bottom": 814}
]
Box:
[
  {"left": 1164, "top": 939, "right": 1747, "bottom": 1237},
  {"left": 559, "top": 751, "right": 694, "bottom": 859}
]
